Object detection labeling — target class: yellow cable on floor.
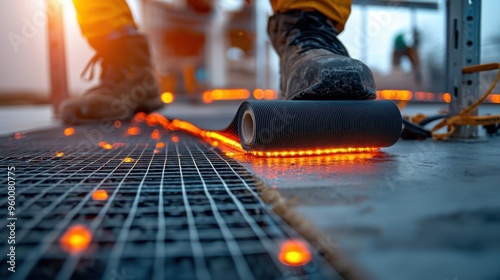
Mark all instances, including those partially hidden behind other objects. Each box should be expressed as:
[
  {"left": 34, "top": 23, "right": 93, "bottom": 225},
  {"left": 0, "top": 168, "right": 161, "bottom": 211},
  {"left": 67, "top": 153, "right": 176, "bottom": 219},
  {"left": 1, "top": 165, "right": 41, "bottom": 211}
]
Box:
[{"left": 431, "top": 63, "right": 500, "bottom": 140}]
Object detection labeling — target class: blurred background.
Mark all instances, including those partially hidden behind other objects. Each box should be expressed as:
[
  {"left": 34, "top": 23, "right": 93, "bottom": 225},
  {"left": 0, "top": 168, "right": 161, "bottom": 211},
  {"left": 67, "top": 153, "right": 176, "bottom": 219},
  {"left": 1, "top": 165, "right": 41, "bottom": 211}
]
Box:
[{"left": 0, "top": 0, "right": 499, "bottom": 106}]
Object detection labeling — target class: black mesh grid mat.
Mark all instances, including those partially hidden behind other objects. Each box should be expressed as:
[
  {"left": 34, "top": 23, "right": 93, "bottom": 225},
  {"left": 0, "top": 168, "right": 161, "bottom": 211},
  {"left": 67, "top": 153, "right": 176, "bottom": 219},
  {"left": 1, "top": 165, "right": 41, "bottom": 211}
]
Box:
[{"left": 0, "top": 123, "right": 340, "bottom": 280}]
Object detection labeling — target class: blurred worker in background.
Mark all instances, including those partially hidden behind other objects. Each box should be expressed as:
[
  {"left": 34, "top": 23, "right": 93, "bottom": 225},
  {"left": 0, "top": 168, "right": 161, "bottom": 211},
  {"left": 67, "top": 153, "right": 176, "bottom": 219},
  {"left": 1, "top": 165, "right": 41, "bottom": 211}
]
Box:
[
  {"left": 392, "top": 29, "right": 422, "bottom": 85},
  {"left": 61, "top": 0, "right": 375, "bottom": 124}
]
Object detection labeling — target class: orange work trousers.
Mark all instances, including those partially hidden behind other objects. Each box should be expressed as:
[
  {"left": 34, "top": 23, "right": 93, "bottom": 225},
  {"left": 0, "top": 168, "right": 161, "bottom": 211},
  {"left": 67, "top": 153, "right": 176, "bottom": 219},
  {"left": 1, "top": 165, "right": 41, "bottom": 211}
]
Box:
[{"left": 73, "top": 0, "right": 352, "bottom": 42}]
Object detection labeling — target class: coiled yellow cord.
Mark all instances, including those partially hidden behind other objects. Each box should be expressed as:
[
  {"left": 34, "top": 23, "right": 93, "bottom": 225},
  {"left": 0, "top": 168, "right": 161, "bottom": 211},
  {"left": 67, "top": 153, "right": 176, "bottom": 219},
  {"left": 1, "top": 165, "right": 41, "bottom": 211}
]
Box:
[{"left": 431, "top": 63, "right": 500, "bottom": 140}]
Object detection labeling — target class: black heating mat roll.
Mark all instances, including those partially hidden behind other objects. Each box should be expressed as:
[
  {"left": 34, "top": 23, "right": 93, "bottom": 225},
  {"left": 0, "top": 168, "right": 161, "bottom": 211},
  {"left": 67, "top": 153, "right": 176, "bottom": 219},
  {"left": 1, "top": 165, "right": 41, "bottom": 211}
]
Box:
[{"left": 222, "top": 100, "right": 402, "bottom": 151}]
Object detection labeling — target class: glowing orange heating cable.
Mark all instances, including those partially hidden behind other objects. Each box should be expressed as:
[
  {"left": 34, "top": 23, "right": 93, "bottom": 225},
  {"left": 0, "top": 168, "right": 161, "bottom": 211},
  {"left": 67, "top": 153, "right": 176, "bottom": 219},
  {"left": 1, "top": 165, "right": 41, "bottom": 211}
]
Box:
[{"left": 166, "top": 116, "right": 379, "bottom": 157}]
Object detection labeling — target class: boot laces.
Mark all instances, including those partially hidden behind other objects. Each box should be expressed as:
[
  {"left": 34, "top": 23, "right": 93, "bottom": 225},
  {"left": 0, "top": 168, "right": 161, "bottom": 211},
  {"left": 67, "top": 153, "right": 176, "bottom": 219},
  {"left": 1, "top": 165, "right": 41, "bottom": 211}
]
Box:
[
  {"left": 287, "top": 11, "right": 348, "bottom": 56},
  {"left": 80, "top": 53, "right": 131, "bottom": 93}
]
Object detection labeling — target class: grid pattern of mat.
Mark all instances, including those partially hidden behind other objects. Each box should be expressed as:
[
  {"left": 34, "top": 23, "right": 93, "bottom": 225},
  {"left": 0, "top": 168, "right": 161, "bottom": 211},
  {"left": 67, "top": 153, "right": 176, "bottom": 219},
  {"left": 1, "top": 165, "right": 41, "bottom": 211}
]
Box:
[{"left": 0, "top": 124, "right": 340, "bottom": 280}]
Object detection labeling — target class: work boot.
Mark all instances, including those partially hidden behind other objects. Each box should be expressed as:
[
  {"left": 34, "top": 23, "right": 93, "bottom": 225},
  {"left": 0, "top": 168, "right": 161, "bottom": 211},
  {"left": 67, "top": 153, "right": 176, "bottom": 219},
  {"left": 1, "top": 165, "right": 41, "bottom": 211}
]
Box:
[
  {"left": 268, "top": 10, "right": 376, "bottom": 100},
  {"left": 59, "top": 34, "right": 162, "bottom": 124}
]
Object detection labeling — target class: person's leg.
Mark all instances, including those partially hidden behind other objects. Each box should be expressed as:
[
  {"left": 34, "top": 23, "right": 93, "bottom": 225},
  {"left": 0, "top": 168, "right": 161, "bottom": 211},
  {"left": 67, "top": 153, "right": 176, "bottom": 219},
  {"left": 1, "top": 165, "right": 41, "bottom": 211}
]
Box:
[
  {"left": 392, "top": 50, "right": 403, "bottom": 68},
  {"left": 72, "top": 0, "right": 137, "bottom": 46},
  {"left": 270, "top": 0, "right": 351, "bottom": 32},
  {"left": 406, "top": 47, "right": 422, "bottom": 84},
  {"left": 268, "top": 0, "right": 375, "bottom": 100},
  {"left": 60, "top": 0, "right": 162, "bottom": 125}
]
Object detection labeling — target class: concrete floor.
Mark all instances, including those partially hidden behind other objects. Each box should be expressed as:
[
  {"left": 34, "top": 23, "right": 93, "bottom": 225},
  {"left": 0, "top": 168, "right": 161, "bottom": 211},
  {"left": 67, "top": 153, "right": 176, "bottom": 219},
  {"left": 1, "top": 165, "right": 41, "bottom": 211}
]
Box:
[
  {"left": 240, "top": 140, "right": 500, "bottom": 280},
  {"left": 2, "top": 102, "right": 500, "bottom": 280}
]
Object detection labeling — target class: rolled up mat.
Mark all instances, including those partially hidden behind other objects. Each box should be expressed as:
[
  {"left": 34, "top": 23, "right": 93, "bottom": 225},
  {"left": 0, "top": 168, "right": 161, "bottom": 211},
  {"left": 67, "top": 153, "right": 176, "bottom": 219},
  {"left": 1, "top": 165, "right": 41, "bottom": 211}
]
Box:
[{"left": 221, "top": 100, "right": 402, "bottom": 152}]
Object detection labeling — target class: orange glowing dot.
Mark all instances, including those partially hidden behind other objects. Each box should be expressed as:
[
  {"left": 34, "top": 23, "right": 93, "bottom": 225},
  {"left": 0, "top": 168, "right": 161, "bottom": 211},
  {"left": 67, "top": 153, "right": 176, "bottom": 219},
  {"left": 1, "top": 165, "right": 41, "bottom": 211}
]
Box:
[
  {"left": 103, "top": 143, "right": 113, "bottom": 150},
  {"left": 92, "top": 189, "right": 108, "bottom": 201},
  {"left": 151, "top": 129, "right": 161, "bottom": 140},
  {"left": 60, "top": 225, "right": 92, "bottom": 254},
  {"left": 202, "top": 91, "right": 213, "bottom": 104},
  {"left": 156, "top": 142, "right": 165, "bottom": 148},
  {"left": 14, "top": 132, "right": 24, "bottom": 139},
  {"left": 127, "top": 127, "right": 141, "bottom": 136},
  {"left": 212, "top": 141, "right": 219, "bottom": 147},
  {"left": 443, "top": 93, "right": 451, "bottom": 103},
  {"left": 154, "top": 149, "right": 160, "bottom": 154},
  {"left": 123, "top": 157, "right": 134, "bottom": 163},
  {"left": 64, "top": 127, "right": 75, "bottom": 136},
  {"left": 114, "top": 120, "right": 121, "bottom": 128},
  {"left": 264, "top": 89, "right": 277, "bottom": 100},
  {"left": 490, "top": 94, "right": 500, "bottom": 103},
  {"left": 55, "top": 151, "right": 64, "bottom": 157},
  {"left": 161, "top": 92, "right": 174, "bottom": 104},
  {"left": 133, "top": 112, "right": 146, "bottom": 122},
  {"left": 253, "top": 89, "right": 264, "bottom": 100},
  {"left": 226, "top": 152, "right": 234, "bottom": 156},
  {"left": 279, "top": 240, "right": 311, "bottom": 266},
  {"left": 171, "top": 136, "right": 179, "bottom": 143}
]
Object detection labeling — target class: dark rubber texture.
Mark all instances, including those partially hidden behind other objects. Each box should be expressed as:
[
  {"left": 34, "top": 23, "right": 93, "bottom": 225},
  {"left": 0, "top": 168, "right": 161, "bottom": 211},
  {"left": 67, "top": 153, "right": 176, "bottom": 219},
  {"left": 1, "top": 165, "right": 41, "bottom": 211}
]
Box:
[
  {"left": 291, "top": 69, "right": 376, "bottom": 100},
  {"left": 223, "top": 100, "right": 402, "bottom": 151}
]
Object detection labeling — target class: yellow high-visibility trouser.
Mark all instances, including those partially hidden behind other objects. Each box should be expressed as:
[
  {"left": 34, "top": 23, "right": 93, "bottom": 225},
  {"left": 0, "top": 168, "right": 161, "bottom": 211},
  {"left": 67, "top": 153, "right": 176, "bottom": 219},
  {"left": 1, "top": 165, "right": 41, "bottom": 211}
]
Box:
[{"left": 73, "top": 0, "right": 352, "bottom": 42}]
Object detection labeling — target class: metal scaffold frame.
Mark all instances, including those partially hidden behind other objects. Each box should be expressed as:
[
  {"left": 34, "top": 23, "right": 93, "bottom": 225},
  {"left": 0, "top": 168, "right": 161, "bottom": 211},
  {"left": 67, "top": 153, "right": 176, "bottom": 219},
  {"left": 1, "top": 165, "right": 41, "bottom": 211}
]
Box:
[
  {"left": 446, "top": 0, "right": 482, "bottom": 140},
  {"left": 46, "top": 0, "right": 69, "bottom": 115}
]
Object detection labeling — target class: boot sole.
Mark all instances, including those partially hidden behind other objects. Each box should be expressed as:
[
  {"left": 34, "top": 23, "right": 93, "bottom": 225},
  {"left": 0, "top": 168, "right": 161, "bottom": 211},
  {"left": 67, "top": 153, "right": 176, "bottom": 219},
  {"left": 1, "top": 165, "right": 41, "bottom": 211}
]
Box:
[{"left": 289, "top": 69, "right": 376, "bottom": 100}]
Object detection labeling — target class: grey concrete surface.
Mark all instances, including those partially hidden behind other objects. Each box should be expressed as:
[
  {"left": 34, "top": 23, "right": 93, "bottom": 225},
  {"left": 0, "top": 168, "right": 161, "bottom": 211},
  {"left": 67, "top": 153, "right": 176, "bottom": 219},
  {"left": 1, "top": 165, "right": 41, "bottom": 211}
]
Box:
[
  {"left": 237, "top": 140, "right": 500, "bottom": 280},
  {"left": 0, "top": 105, "right": 57, "bottom": 135}
]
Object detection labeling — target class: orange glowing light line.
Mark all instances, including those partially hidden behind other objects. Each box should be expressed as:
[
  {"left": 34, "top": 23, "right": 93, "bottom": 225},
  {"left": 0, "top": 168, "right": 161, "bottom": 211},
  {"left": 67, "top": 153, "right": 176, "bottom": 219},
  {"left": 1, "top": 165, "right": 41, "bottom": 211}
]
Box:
[
  {"left": 146, "top": 113, "right": 170, "bottom": 127},
  {"left": 253, "top": 89, "right": 278, "bottom": 100},
  {"left": 205, "top": 131, "right": 244, "bottom": 152},
  {"left": 377, "top": 90, "right": 412, "bottom": 101},
  {"left": 202, "top": 89, "right": 250, "bottom": 103},
  {"left": 249, "top": 147, "right": 379, "bottom": 157},
  {"left": 164, "top": 115, "right": 380, "bottom": 157},
  {"left": 170, "top": 120, "right": 203, "bottom": 136},
  {"left": 490, "top": 93, "right": 500, "bottom": 103},
  {"left": 56, "top": 151, "right": 64, "bottom": 157}
]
